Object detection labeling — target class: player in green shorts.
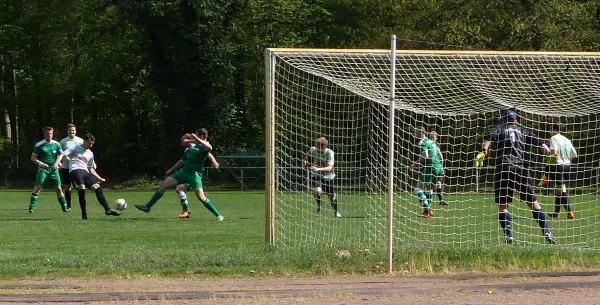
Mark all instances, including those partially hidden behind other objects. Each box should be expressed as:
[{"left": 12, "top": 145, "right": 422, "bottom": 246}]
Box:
[
  {"left": 29, "top": 127, "right": 68, "bottom": 214},
  {"left": 165, "top": 132, "right": 221, "bottom": 219},
  {"left": 412, "top": 127, "right": 443, "bottom": 217},
  {"left": 136, "top": 128, "right": 224, "bottom": 221}
]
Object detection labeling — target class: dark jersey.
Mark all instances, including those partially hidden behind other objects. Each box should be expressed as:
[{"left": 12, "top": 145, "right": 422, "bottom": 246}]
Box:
[{"left": 485, "top": 122, "right": 542, "bottom": 166}]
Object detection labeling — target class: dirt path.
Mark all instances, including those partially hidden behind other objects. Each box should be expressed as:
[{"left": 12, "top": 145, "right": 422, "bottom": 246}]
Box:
[{"left": 1, "top": 271, "right": 600, "bottom": 304}]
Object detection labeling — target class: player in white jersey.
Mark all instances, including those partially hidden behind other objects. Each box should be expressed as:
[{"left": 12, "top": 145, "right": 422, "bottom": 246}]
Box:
[
  {"left": 302, "top": 137, "right": 340, "bottom": 217},
  {"left": 56, "top": 133, "right": 120, "bottom": 220},
  {"left": 59, "top": 123, "right": 84, "bottom": 211},
  {"left": 546, "top": 123, "right": 578, "bottom": 219}
]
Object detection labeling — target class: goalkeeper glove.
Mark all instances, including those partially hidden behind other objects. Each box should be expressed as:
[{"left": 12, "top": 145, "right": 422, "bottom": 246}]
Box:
[
  {"left": 546, "top": 154, "right": 558, "bottom": 165},
  {"left": 475, "top": 152, "right": 486, "bottom": 168},
  {"left": 539, "top": 175, "right": 548, "bottom": 186}
]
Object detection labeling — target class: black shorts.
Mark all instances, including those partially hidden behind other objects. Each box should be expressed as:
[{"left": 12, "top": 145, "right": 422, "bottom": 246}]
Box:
[
  {"left": 59, "top": 168, "right": 71, "bottom": 185},
  {"left": 69, "top": 169, "right": 100, "bottom": 189},
  {"left": 545, "top": 164, "right": 570, "bottom": 187},
  {"left": 310, "top": 176, "right": 335, "bottom": 195},
  {"left": 494, "top": 165, "right": 536, "bottom": 204}
]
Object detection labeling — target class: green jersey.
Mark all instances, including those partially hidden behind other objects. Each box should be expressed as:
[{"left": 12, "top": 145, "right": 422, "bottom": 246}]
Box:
[
  {"left": 181, "top": 144, "right": 210, "bottom": 174},
  {"left": 418, "top": 137, "right": 442, "bottom": 169},
  {"left": 32, "top": 140, "right": 63, "bottom": 166}
]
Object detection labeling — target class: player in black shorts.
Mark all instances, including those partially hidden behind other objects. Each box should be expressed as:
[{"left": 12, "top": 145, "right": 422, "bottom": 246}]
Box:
[
  {"left": 476, "top": 109, "right": 556, "bottom": 244},
  {"left": 546, "top": 123, "right": 578, "bottom": 219}
]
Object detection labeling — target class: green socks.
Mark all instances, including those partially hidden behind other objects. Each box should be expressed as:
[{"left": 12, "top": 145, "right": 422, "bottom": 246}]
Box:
[
  {"left": 202, "top": 198, "right": 220, "bottom": 216},
  {"left": 29, "top": 193, "right": 39, "bottom": 212},
  {"left": 58, "top": 195, "right": 67, "bottom": 211},
  {"left": 146, "top": 188, "right": 165, "bottom": 208}
]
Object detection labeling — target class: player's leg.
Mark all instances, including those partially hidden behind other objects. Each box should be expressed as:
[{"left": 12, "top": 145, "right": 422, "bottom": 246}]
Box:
[
  {"left": 435, "top": 170, "right": 446, "bottom": 205},
  {"left": 87, "top": 176, "right": 120, "bottom": 216},
  {"left": 60, "top": 168, "right": 73, "bottom": 211},
  {"left": 547, "top": 165, "right": 562, "bottom": 218},
  {"left": 135, "top": 175, "right": 179, "bottom": 213},
  {"left": 70, "top": 170, "right": 88, "bottom": 220},
  {"left": 29, "top": 168, "right": 47, "bottom": 213},
  {"left": 176, "top": 184, "right": 191, "bottom": 218},
  {"left": 519, "top": 167, "right": 554, "bottom": 244},
  {"left": 311, "top": 176, "right": 322, "bottom": 214},
  {"left": 416, "top": 171, "right": 432, "bottom": 216},
  {"left": 192, "top": 175, "right": 223, "bottom": 221},
  {"left": 496, "top": 166, "right": 513, "bottom": 244},
  {"left": 322, "top": 178, "right": 340, "bottom": 217},
  {"left": 559, "top": 165, "right": 573, "bottom": 219},
  {"left": 49, "top": 169, "right": 68, "bottom": 212}
]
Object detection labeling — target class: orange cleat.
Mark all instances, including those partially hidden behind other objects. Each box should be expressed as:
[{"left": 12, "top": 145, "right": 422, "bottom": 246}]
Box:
[
  {"left": 567, "top": 212, "right": 574, "bottom": 219},
  {"left": 429, "top": 209, "right": 434, "bottom": 217},
  {"left": 421, "top": 211, "right": 430, "bottom": 217},
  {"left": 178, "top": 210, "right": 191, "bottom": 218}
]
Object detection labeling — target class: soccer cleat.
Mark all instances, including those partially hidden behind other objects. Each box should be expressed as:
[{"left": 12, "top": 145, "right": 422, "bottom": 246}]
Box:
[
  {"left": 545, "top": 233, "right": 557, "bottom": 244},
  {"left": 420, "top": 211, "right": 431, "bottom": 218},
  {"left": 82, "top": 213, "right": 88, "bottom": 220},
  {"left": 335, "top": 212, "right": 342, "bottom": 218},
  {"left": 548, "top": 212, "right": 560, "bottom": 219},
  {"left": 429, "top": 209, "right": 434, "bottom": 217},
  {"left": 135, "top": 204, "right": 150, "bottom": 213},
  {"left": 315, "top": 207, "right": 321, "bottom": 214},
  {"left": 105, "top": 209, "right": 121, "bottom": 216},
  {"left": 216, "top": 215, "right": 224, "bottom": 221},
  {"left": 28, "top": 210, "right": 33, "bottom": 214},
  {"left": 567, "top": 212, "right": 574, "bottom": 219},
  {"left": 178, "top": 210, "right": 191, "bottom": 218},
  {"left": 506, "top": 236, "right": 514, "bottom": 245},
  {"left": 439, "top": 201, "right": 448, "bottom": 206}
]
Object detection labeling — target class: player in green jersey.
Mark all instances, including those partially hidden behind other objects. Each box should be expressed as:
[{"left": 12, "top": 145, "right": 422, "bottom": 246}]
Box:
[
  {"left": 412, "top": 127, "right": 443, "bottom": 217},
  {"left": 29, "top": 127, "right": 68, "bottom": 214},
  {"left": 428, "top": 131, "right": 447, "bottom": 206},
  {"left": 135, "top": 128, "right": 223, "bottom": 221}
]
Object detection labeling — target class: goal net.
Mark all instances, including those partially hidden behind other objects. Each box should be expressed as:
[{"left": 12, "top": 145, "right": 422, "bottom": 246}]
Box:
[{"left": 265, "top": 48, "right": 600, "bottom": 251}]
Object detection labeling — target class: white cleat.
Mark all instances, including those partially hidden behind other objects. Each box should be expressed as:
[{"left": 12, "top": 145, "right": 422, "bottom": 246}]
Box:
[
  {"left": 335, "top": 212, "right": 342, "bottom": 218},
  {"left": 216, "top": 215, "right": 224, "bottom": 222}
]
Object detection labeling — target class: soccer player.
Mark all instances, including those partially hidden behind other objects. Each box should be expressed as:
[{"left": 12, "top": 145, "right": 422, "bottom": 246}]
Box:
[
  {"left": 165, "top": 133, "right": 220, "bottom": 218},
  {"left": 59, "top": 123, "right": 83, "bottom": 211},
  {"left": 135, "top": 128, "right": 224, "bottom": 221},
  {"left": 29, "top": 127, "right": 68, "bottom": 214},
  {"left": 412, "top": 127, "right": 443, "bottom": 217},
  {"left": 428, "top": 131, "right": 447, "bottom": 206},
  {"left": 55, "top": 133, "right": 121, "bottom": 220},
  {"left": 476, "top": 110, "right": 556, "bottom": 244},
  {"left": 302, "top": 137, "right": 340, "bottom": 218},
  {"left": 546, "top": 123, "right": 578, "bottom": 219}
]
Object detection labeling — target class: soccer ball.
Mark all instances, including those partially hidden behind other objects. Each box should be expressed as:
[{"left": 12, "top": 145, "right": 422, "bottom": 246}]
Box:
[{"left": 115, "top": 198, "right": 127, "bottom": 211}]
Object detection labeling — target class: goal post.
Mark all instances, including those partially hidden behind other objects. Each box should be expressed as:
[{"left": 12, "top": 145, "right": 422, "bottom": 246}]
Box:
[{"left": 265, "top": 43, "right": 600, "bottom": 263}]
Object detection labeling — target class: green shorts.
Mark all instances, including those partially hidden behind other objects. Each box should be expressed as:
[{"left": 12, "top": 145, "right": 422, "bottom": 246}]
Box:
[
  {"left": 35, "top": 167, "right": 61, "bottom": 187},
  {"left": 171, "top": 170, "right": 203, "bottom": 190},
  {"left": 419, "top": 167, "right": 443, "bottom": 184}
]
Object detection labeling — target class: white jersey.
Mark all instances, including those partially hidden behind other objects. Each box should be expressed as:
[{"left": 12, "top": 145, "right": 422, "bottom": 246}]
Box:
[
  {"left": 309, "top": 147, "right": 335, "bottom": 179},
  {"left": 550, "top": 133, "right": 577, "bottom": 165},
  {"left": 63, "top": 145, "right": 95, "bottom": 172},
  {"left": 59, "top": 136, "right": 84, "bottom": 169}
]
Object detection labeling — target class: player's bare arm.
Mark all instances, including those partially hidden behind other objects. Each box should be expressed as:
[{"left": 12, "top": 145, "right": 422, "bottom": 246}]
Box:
[
  {"left": 302, "top": 150, "right": 311, "bottom": 168},
  {"left": 208, "top": 153, "right": 219, "bottom": 169},
  {"left": 31, "top": 153, "right": 50, "bottom": 169},
  {"left": 89, "top": 167, "right": 106, "bottom": 182},
  {"left": 190, "top": 133, "right": 212, "bottom": 151}
]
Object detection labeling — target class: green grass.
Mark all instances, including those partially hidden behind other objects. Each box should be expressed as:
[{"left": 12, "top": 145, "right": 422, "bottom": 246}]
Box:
[{"left": 1, "top": 189, "right": 600, "bottom": 279}]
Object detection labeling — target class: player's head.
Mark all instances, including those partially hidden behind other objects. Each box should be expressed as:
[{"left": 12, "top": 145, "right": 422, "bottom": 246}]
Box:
[
  {"left": 415, "top": 126, "right": 426, "bottom": 139},
  {"left": 66, "top": 123, "right": 77, "bottom": 138},
  {"left": 506, "top": 109, "right": 518, "bottom": 122},
  {"left": 195, "top": 128, "right": 208, "bottom": 140},
  {"left": 181, "top": 133, "right": 193, "bottom": 146},
  {"left": 42, "top": 127, "right": 54, "bottom": 141},
  {"left": 428, "top": 131, "right": 439, "bottom": 142},
  {"left": 314, "top": 137, "right": 328, "bottom": 151},
  {"left": 82, "top": 133, "right": 95, "bottom": 149},
  {"left": 551, "top": 123, "right": 564, "bottom": 134}
]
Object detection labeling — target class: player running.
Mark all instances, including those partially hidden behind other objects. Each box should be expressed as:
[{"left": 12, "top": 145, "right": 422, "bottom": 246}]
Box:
[{"left": 476, "top": 109, "right": 556, "bottom": 244}]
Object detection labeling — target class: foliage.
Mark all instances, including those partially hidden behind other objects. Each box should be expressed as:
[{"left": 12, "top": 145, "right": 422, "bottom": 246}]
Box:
[{"left": 1, "top": 0, "right": 600, "bottom": 183}]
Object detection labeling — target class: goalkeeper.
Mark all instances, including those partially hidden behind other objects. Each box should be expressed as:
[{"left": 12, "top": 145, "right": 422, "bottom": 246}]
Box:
[
  {"left": 546, "top": 123, "right": 578, "bottom": 219},
  {"left": 476, "top": 109, "right": 555, "bottom": 244},
  {"left": 302, "top": 137, "right": 340, "bottom": 218},
  {"left": 412, "top": 127, "right": 443, "bottom": 217}
]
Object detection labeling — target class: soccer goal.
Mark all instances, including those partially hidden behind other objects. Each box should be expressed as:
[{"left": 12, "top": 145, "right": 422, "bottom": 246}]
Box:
[{"left": 265, "top": 37, "right": 600, "bottom": 262}]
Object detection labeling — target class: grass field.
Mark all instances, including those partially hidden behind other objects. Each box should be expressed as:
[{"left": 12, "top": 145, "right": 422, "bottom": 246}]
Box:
[{"left": 1, "top": 189, "right": 600, "bottom": 279}]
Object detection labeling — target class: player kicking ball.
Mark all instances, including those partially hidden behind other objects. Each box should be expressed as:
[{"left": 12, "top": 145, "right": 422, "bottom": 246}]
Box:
[{"left": 302, "top": 137, "right": 340, "bottom": 218}]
